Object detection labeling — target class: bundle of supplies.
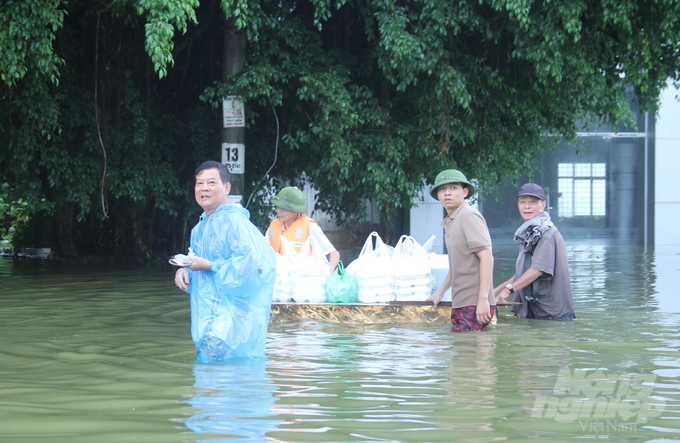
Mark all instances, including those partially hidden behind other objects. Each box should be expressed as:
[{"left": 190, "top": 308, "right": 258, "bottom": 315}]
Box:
[
  {"left": 325, "top": 260, "right": 359, "bottom": 303},
  {"left": 290, "top": 236, "right": 329, "bottom": 303},
  {"left": 392, "top": 235, "right": 433, "bottom": 301},
  {"left": 346, "top": 232, "right": 395, "bottom": 303},
  {"left": 272, "top": 237, "right": 296, "bottom": 302}
]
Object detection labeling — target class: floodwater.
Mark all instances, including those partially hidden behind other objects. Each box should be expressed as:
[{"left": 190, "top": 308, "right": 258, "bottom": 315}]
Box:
[{"left": 0, "top": 243, "right": 679, "bottom": 442}]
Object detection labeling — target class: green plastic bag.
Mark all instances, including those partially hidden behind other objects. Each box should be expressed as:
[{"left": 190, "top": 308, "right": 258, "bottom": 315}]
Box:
[{"left": 325, "top": 261, "right": 359, "bottom": 303}]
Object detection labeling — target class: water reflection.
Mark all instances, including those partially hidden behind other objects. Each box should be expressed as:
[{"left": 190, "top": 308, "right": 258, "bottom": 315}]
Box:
[
  {"left": 650, "top": 244, "right": 680, "bottom": 313},
  {"left": 265, "top": 324, "right": 465, "bottom": 441},
  {"left": 444, "top": 333, "right": 499, "bottom": 434},
  {"left": 186, "top": 360, "right": 281, "bottom": 442}
]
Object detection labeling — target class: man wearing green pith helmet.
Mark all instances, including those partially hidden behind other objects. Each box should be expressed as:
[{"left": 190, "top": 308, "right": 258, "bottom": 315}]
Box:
[
  {"left": 425, "top": 169, "right": 496, "bottom": 332},
  {"left": 265, "top": 186, "right": 340, "bottom": 274}
]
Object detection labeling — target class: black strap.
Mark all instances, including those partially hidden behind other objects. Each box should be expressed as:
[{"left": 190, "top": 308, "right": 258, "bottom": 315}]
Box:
[{"left": 523, "top": 252, "right": 539, "bottom": 303}]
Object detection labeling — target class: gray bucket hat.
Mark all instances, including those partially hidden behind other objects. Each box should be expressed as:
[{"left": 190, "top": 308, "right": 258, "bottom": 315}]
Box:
[{"left": 430, "top": 169, "right": 476, "bottom": 199}]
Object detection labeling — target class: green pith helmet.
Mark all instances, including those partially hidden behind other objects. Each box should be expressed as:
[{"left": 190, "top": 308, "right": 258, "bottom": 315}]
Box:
[
  {"left": 271, "top": 186, "right": 307, "bottom": 213},
  {"left": 430, "top": 169, "right": 476, "bottom": 199}
]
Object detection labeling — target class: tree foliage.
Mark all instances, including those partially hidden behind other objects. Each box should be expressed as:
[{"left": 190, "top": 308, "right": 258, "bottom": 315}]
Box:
[{"left": 1, "top": 0, "right": 679, "bottom": 256}]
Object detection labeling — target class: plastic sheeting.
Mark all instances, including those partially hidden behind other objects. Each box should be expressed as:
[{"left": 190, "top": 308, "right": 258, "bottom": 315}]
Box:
[{"left": 184, "top": 203, "right": 276, "bottom": 362}]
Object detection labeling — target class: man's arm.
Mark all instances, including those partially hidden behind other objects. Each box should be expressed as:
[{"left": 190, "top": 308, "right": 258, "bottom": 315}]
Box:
[
  {"left": 186, "top": 256, "right": 211, "bottom": 271},
  {"left": 495, "top": 268, "right": 543, "bottom": 303},
  {"left": 475, "top": 249, "right": 493, "bottom": 323},
  {"left": 309, "top": 223, "right": 339, "bottom": 273},
  {"left": 493, "top": 277, "right": 513, "bottom": 297}
]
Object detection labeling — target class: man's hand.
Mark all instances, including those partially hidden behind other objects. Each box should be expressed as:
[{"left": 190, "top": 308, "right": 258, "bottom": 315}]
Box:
[
  {"left": 425, "top": 291, "right": 444, "bottom": 310},
  {"left": 476, "top": 299, "right": 491, "bottom": 324},
  {"left": 175, "top": 268, "right": 190, "bottom": 290},
  {"left": 175, "top": 256, "right": 212, "bottom": 290},
  {"left": 495, "top": 289, "right": 510, "bottom": 304}
]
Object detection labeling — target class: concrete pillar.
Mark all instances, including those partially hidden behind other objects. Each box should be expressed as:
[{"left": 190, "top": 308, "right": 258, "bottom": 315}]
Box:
[
  {"left": 611, "top": 142, "right": 636, "bottom": 242},
  {"left": 222, "top": 18, "right": 246, "bottom": 200}
]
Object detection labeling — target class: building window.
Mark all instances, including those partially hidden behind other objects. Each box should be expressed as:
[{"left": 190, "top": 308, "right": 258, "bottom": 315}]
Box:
[{"left": 557, "top": 163, "right": 606, "bottom": 217}]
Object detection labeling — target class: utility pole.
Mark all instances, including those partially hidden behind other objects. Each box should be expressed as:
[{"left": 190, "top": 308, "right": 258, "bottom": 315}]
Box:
[{"left": 222, "top": 17, "right": 246, "bottom": 203}]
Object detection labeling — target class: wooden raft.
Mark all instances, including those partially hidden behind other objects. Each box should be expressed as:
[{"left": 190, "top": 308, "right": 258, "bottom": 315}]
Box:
[{"left": 270, "top": 301, "right": 518, "bottom": 325}]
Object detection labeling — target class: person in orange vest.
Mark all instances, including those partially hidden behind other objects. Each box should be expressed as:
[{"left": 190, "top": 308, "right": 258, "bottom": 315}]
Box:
[{"left": 266, "top": 186, "right": 340, "bottom": 274}]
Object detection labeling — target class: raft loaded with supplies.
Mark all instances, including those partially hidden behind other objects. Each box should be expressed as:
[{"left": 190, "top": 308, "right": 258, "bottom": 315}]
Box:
[{"left": 269, "top": 232, "right": 517, "bottom": 324}]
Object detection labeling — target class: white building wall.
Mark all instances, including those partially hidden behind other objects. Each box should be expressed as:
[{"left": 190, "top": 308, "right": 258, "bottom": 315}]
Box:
[
  {"left": 655, "top": 80, "right": 680, "bottom": 245},
  {"left": 409, "top": 189, "right": 445, "bottom": 253}
]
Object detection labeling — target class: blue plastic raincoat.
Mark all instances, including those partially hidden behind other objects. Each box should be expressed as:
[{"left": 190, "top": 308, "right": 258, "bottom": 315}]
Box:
[{"left": 184, "top": 203, "right": 276, "bottom": 362}]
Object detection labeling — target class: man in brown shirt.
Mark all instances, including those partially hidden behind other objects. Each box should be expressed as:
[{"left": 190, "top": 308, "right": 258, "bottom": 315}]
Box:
[{"left": 426, "top": 169, "right": 496, "bottom": 331}]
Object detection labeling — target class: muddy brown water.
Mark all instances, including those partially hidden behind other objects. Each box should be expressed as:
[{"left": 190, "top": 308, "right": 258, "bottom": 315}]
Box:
[{"left": 0, "top": 243, "right": 678, "bottom": 442}]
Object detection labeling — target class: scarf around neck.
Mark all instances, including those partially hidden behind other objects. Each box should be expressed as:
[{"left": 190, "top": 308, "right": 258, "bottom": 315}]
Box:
[{"left": 514, "top": 211, "right": 553, "bottom": 254}]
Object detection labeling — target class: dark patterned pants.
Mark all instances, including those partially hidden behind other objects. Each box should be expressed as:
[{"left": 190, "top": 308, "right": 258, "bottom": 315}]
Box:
[{"left": 450, "top": 305, "right": 496, "bottom": 332}]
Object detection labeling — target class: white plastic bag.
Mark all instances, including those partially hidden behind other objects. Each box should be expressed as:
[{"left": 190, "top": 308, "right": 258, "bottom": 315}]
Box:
[
  {"left": 346, "top": 232, "right": 395, "bottom": 303},
  {"left": 421, "top": 235, "right": 436, "bottom": 254},
  {"left": 392, "top": 235, "right": 432, "bottom": 301},
  {"left": 290, "top": 236, "right": 329, "bottom": 303},
  {"left": 272, "top": 236, "right": 297, "bottom": 302}
]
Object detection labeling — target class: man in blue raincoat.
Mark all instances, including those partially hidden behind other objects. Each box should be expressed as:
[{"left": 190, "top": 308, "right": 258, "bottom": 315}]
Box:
[{"left": 174, "top": 161, "right": 276, "bottom": 362}]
